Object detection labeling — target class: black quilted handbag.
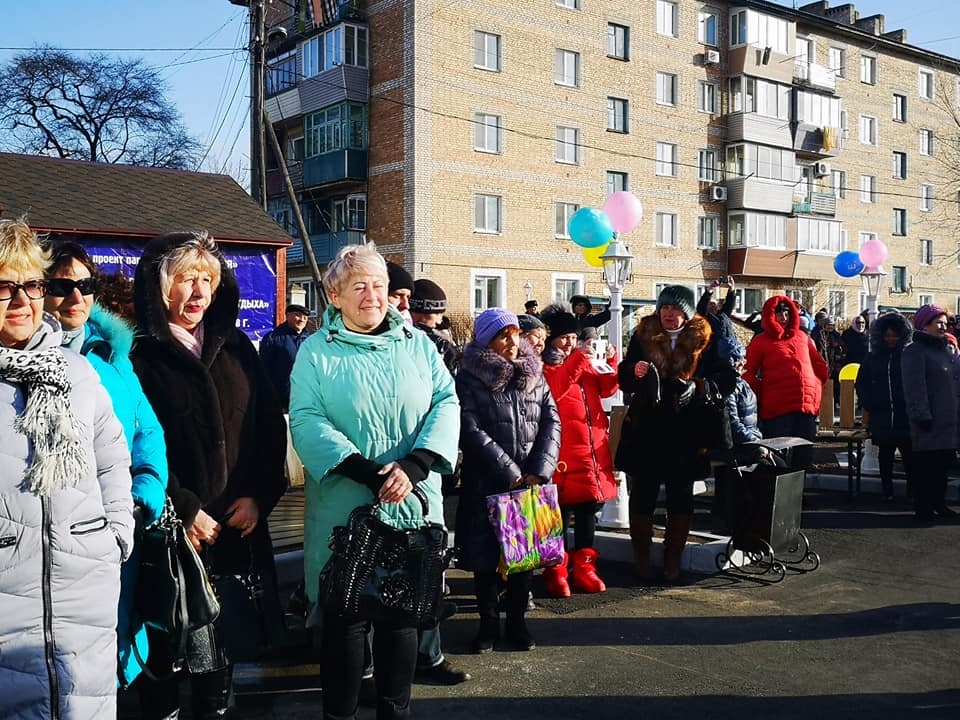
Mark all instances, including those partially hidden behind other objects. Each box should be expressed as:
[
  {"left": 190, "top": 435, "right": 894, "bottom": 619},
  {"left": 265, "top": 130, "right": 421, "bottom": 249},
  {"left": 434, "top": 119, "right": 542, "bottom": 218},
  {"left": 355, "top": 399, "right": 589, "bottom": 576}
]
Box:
[{"left": 319, "top": 486, "right": 453, "bottom": 628}]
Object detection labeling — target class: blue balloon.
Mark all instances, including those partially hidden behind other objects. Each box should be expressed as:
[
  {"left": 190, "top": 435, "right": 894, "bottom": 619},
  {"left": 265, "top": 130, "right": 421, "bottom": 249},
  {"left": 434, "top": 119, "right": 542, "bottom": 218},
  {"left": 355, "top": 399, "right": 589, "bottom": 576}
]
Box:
[
  {"left": 568, "top": 208, "right": 614, "bottom": 249},
  {"left": 833, "top": 250, "right": 865, "bottom": 278}
]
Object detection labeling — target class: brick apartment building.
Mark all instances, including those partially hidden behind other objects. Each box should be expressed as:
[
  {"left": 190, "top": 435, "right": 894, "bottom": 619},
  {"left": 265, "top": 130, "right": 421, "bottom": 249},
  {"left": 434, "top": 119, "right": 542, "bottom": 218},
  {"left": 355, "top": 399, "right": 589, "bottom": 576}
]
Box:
[{"left": 262, "top": 0, "right": 960, "bottom": 328}]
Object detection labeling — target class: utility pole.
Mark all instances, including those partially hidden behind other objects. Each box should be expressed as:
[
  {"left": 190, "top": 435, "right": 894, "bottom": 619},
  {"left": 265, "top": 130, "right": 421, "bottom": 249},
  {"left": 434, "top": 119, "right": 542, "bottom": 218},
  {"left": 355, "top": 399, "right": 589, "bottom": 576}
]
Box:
[{"left": 229, "top": 0, "right": 267, "bottom": 209}]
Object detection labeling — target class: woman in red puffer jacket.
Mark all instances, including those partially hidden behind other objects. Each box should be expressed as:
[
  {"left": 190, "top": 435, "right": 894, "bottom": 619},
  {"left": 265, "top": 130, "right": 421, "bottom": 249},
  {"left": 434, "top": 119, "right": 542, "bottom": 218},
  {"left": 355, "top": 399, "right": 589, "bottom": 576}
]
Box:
[{"left": 540, "top": 304, "right": 619, "bottom": 597}]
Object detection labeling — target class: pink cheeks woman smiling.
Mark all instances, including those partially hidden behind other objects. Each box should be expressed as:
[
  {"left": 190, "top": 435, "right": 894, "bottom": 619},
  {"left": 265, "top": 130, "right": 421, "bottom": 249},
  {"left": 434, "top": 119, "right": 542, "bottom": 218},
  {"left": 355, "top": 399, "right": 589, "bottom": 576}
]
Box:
[
  {"left": 329, "top": 274, "right": 389, "bottom": 333},
  {"left": 0, "top": 274, "right": 46, "bottom": 348}
]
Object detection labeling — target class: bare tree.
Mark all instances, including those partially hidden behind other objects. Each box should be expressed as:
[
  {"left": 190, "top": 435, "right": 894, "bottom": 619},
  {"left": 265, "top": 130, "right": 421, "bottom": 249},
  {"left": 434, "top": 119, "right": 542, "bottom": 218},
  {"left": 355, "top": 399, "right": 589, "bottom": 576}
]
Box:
[{"left": 0, "top": 46, "right": 202, "bottom": 169}]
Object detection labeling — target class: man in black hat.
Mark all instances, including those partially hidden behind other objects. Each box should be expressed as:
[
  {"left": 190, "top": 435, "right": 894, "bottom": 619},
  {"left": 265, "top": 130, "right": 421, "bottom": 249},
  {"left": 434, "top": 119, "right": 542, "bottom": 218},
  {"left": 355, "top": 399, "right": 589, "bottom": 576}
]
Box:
[
  {"left": 386, "top": 260, "right": 415, "bottom": 321},
  {"left": 524, "top": 299, "right": 540, "bottom": 317},
  {"left": 258, "top": 303, "right": 311, "bottom": 410},
  {"left": 570, "top": 294, "right": 611, "bottom": 332},
  {"left": 410, "top": 279, "right": 459, "bottom": 373}
]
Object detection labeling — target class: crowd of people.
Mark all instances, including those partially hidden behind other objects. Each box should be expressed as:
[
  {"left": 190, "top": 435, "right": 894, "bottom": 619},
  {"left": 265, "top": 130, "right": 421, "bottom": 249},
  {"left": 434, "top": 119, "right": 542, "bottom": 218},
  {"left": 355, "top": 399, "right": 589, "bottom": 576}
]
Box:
[{"left": 2, "top": 223, "right": 958, "bottom": 720}]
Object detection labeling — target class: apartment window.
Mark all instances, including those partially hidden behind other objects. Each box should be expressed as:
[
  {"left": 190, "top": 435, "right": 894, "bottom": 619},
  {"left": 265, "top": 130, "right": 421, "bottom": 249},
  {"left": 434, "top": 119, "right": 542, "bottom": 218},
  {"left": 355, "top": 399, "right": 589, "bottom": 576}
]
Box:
[
  {"left": 656, "top": 1, "right": 679, "bottom": 37},
  {"left": 656, "top": 72, "right": 678, "bottom": 106},
  {"left": 919, "top": 67, "right": 935, "bottom": 100},
  {"left": 829, "top": 47, "right": 845, "bottom": 78},
  {"left": 474, "top": 194, "right": 502, "bottom": 233},
  {"left": 553, "top": 276, "right": 583, "bottom": 304},
  {"left": 827, "top": 291, "right": 846, "bottom": 320},
  {"left": 859, "top": 114, "right": 878, "bottom": 145},
  {"left": 859, "top": 174, "right": 877, "bottom": 203},
  {"left": 556, "top": 0, "right": 580, "bottom": 8},
  {"left": 698, "top": 149, "right": 719, "bottom": 182},
  {"left": 698, "top": 11, "right": 718, "bottom": 46},
  {"left": 607, "top": 98, "right": 628, "bottom": 133},
  {"left": 918, "top": 293, "right": 934, "bottom": 307},
  {"left": 921, "top": 183, "right": 934, "bottom": 212},
  {"left": 287, "top": 136, "right": 305, "bottom": 162},
  {"left": 859, "top": 231, "right": 879, "bottom": 248},
  {"left": 892, "top": 93, "right": 907, "bottom": 122},
  {"left": 893, "top": 208, "right": 907, "bottom": 236},
  {"left": 655, "top": 212, "right": 678, "bottom": 247},
  {"left": 728, "top": 213, "right": 787, "bottom": 249},
  {"left": 860, "top": 54, "right": 876, "bottom": 85},
  {"left": 698, "top": 215, "right": 719, "bottom": 249},
  {"left": 655, "top": 142, "right": 677, "bottom": 177},
  {"left": 607, "top": 23, "right": 629, "bottom": 60},
  {"left": 731, "top": 76, "right": 791, "bottom": 119},
  {"left": 832, "top": 169, "right": 846, "bottom": 199},
  {"left": 891, "top": 265, "right": 908, "bottom": 292},
  {"left": 556, "top": 126, "right": 580, "bottom": 164},
  {"left": 698, "top": 81, "right": 718, "bottom": 114},
  {"left": 606, "top": 171, "right": 628, "bottom": 196},
  {"left": 472, "top": 270, "right": 505, "bottom": 313},
  {"left": 892, "top": 151, "right": 907, "bottom": 179},
  {"left": 797, "top": 218, "right": 843, "bottom": 253},
  {"left": 304, "top": 102, "right": 367, "bottom": 158},
  {"left": 555, "top": 202, "right": 580, "bottom": 238},
  {"left": 474, "top": 31, "right": 501, "bottom": 71},
  {"left": 555, "top": 49, "right": 580, "bottom": 87},
  {"left": 266, "top": 51, "right": 297, "bottom": 96},
  {"left": 730, "top": 10, "right": 748, "bottom": 46},
  {"left": 920, "top": 238, "right": 933, "bottom": 266},
  {"left": 346, "top": 194, "right": 367, "bottom": 230},
  {"left": 473, "top": 113, "right": 502, "bottom": 153},
  {"left": 919, "top": 128, "right": 934, "bottom": 156},
  {"left": 302, "top": 24, "right": 368, "bottom": 77}
]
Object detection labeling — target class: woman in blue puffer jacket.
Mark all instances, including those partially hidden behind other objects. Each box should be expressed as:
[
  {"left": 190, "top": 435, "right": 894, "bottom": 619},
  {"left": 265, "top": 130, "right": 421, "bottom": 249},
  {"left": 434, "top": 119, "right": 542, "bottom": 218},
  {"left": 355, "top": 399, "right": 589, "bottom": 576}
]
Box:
[{"left": 45, "top": 242, "right": 168, "bottom": 689}]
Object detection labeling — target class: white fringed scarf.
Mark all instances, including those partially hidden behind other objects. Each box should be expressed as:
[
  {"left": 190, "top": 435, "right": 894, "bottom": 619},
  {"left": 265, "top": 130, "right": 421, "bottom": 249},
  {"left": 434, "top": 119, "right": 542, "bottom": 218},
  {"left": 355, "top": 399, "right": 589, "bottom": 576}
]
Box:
[{"left": 0, "top": 342, "right": 88, "bottom": 496}]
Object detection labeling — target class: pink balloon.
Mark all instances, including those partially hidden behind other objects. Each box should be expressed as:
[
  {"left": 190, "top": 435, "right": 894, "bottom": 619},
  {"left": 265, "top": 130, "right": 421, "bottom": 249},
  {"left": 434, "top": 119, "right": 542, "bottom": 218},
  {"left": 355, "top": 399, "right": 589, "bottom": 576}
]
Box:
[
  {"left": 859, "top": 238, "right": 888, "bottom": 267},
  {"left": 601, "top": 191, "right": 644, "bottom": 234}
]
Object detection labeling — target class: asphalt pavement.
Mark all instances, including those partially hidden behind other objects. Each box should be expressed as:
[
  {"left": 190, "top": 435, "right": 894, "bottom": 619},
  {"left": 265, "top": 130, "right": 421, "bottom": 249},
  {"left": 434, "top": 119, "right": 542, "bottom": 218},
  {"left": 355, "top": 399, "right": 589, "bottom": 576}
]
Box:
[{"left": 217, "top": 489, "right": 960, "bottom": 720}]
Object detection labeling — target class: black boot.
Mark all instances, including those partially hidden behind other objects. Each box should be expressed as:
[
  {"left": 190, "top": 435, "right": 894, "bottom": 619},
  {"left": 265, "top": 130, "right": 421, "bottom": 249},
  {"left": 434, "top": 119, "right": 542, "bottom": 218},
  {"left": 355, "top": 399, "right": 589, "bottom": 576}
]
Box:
[
  {"left": 190, "top": 666, "right": 233, "bottom": 719},
  {"left": 473, "top": 571, "right": 501, "bottom": 653},
  {"left": 502, "top": 573, "right": 535, "bottom": 651}
]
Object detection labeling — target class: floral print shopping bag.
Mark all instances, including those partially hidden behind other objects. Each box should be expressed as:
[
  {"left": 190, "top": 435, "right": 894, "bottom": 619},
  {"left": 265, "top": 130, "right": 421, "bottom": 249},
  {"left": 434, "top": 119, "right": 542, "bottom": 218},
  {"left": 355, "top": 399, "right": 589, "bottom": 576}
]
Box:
[{"left": 486, "top": 484, "right": 564, "bottom": 577}]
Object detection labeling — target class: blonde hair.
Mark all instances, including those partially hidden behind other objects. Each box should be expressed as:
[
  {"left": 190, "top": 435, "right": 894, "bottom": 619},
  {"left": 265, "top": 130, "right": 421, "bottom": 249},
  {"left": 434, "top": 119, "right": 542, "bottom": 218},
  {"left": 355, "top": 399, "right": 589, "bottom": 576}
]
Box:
[
  {"left": 323, "top": 243, "right": 387, "bottom": 296},
  {"left": 0, "top": 218, "right": 51, "bottom": 277},
  {"left": 158, "top": 231, "right": 222, "bottom": 306}
]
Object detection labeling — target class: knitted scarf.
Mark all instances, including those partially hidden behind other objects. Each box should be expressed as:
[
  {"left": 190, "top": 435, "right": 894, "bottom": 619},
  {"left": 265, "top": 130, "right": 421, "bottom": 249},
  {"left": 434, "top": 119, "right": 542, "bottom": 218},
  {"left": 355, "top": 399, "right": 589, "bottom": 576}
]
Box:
[{"left": 0, "top": 343, "right": 88, "bottom": 496}]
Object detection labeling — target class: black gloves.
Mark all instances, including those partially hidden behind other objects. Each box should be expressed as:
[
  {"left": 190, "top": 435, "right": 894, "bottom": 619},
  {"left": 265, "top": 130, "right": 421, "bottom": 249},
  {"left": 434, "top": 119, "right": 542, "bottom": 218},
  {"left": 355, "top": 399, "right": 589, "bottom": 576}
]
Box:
[
  {"left": 336, "top": 449, "right": 440, "bottom": 496},
  {"left": 675, "top": 379, "right": 698, "bottom": 408}
]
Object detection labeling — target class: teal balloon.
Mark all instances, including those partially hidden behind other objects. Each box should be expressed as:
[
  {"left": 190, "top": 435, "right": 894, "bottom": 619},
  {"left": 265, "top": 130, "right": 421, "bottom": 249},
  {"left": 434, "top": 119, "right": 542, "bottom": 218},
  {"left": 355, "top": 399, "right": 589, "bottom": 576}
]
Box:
[
  {"left": 834, "top": 251, "right": 864, "bottom": 278},
  {"left": 568, "top": 208, "right": 614, "bottom": 249}
]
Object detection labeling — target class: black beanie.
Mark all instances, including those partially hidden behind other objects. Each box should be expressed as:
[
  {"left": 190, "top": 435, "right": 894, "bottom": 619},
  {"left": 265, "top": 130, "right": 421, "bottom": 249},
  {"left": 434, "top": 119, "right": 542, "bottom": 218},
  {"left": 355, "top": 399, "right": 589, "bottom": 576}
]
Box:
[
  {"left": 410, "top": 278, "right": 447, "bottom": 312},
  {"left": 656, "top": 285, "right": 696, "bottom": 320},
  {"left": 544, "top": 311, "right": 579, "bottom": 338},
  {"left": 386, "top": 261, "right": 414, "bottom": 295}
]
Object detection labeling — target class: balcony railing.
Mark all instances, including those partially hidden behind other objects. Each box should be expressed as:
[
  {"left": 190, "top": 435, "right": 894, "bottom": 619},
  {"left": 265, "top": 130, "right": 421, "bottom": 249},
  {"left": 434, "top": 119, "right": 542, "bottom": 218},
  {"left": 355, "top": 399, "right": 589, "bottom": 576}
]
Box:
[
  {"left": 303, "top": 149, "right": 368, "bottom": 188},
  {"left": 792, "top": 192, "right": 837, "bottom": 216},
  {"left": 287, "top": 230, "right": 366, "bottom": 265}
]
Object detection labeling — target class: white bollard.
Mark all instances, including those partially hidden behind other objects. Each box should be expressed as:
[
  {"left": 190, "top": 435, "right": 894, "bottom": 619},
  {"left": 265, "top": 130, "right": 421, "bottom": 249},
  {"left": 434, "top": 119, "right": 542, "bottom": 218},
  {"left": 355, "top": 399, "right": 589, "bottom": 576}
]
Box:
[{"left": 598, "top": 471, "right": 631, "bottom": 529}]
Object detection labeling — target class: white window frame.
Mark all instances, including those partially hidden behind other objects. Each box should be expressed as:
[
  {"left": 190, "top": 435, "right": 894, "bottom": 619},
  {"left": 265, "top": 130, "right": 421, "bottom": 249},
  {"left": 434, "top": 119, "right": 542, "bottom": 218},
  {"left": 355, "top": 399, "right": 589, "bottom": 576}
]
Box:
[
  {"left": 552, "top": 273, "right": 584, "bottom": 304},
  {"left": 656, "top": 72, "right": 678, "bottom": 107},
  {"left": 555, "top": 202, "right": 580, "bottom": 238},
  {"left": 556, "top": 0, "right": 580, "bottom": 9},
  {"left": 891, "top": 266, "right": 908, "bottom": 293},
  {"left": 920, "top": 238, "right": 933, "bottom": 266},
  {"left": 728, "top": 212, "right": 787, "bottom": 249},
  {"left": 470, "top": 269, "right": 507, "bottom": 315},
  {"left": 606, "top": 171, "right": 628, "bottom": 196},
  {"left": 920, "top": 128, "right": 934, "bottom": 156},
  {"left": 920, "top": 183, "right": 934, "bottom": 212},
  {"left": 473, "top": 113, "right": 502, "bottom": 153},
  {"left": 474, "top": 194, "right": 503, "bottom": 234},
  {"left": 655, "top": 212, "right": 678, "bottom": 248},
  {"left": 892, "top": 208, "right": 907, "bottom": 236},
  {"left": 859, "top": 175, "right": 877, "bottom": 204},
  {"left": 655, "top": 142, "right": 678, "bottom": 177},
  {"left": 656, "top": 0, "right": 679, "bottom": 37},
  {"left": 698, "top": 80, "right": 718, "bottom": 114},
  {"left": 892, "top": 151, "right": 907, "bottom": 179},
  {"left": 797, "top": 217, "right": 843, "bottom": 253},
  {"left": 697, "top": 215, "right": 720, "bottom": 249},
  {"left": 474, "top": 31, "right": 501, "bottom": 72},
  {"left": 918, "top": 293, "right": 934, "bottom": 307},
  {"left": 607, "top": 23, "right": 629, "bottom": 60},
  {"left": 698, "top": 10, "right": 718, "bottom": 46},
  {"left": 607, "top": 97, "right": 628, "bottom": 133},
  {"left": 555, "top": 49, "right": 580, "bottom": 87},
  {"left": 698, "top": 148, "right": 719, "bottom": 182},
  {"left": 832, "top": 169, "right": 846, "bottom": 199},
  {"left": 860, "top": 54, "right": 876, "bottom": 85},
  {"left": 829, "top": 47, "right": 845, "bottom": 78},
  {"left": 919, "top": 67, "right": 935, "bottom": 100},
  {"left": 859, "top": 114, "right": 878, "bottom": 146},
  {"left": 555, "top": 126, "right": 581, "bottom": 164},
  {"left": 893, "top": 93, "right": 907, "bottom": 122},
  {"left": 827, "top": 290, "right": 846, "bottom": 320}
]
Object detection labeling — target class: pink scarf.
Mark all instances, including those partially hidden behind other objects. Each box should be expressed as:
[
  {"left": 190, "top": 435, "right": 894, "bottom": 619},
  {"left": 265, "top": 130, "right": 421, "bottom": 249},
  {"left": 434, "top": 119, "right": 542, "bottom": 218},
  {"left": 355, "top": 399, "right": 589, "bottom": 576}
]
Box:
[{"left": 168, "top": 322, "right": 204, "bottom": 359}]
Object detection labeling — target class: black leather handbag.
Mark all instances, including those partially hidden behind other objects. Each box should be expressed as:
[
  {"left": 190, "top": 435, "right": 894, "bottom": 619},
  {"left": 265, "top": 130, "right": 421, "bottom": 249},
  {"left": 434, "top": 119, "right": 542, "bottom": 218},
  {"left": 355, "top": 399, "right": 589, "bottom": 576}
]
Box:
[
  {"left": 319, "top": 486, "right": 453, "bottom": 628},
  {"left": 209, "top": 560, "right": 268, "bottom": 663}
]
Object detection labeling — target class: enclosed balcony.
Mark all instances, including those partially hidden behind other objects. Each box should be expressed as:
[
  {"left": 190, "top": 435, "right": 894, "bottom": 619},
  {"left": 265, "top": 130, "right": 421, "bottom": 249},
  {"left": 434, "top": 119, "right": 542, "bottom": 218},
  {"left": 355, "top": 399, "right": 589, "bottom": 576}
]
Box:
[
  {"left": 794, "top": 60, "right": 836, "bottom": 91},
  {"left": 287, "top": 230, "right": 366, "bottom": 265},
  {"left": 303, "top": 149, "right": 367, "bottom": 188}
]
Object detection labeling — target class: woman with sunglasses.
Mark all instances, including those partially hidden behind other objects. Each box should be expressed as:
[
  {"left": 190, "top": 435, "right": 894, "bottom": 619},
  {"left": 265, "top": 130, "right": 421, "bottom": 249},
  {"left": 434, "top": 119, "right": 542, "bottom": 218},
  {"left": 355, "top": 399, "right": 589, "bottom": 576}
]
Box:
[
  {"left": 0, "top": 220, "right": 134, "bottom": 718},
  {"left": 44, "top": 241, "right": 169, "bottom": 694}
]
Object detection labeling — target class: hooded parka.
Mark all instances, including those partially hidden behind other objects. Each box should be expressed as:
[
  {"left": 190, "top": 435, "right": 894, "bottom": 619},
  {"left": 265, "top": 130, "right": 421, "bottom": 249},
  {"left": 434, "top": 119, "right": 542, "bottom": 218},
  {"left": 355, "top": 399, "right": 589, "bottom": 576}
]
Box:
[
  {"left": 289, "top": 305, "right": 461, "bottom": 602},
  {"left": 901, "top": 328, "right": 960, "bottom": 452},
  {"left": 0, "top": 315, "right": 133, "bottom": 720},
  {"left": 454, "top": 340, "right": 561, "bottom": 571},
  {"left": 855, "top": 312, "right": 913, "bottom": 446}
]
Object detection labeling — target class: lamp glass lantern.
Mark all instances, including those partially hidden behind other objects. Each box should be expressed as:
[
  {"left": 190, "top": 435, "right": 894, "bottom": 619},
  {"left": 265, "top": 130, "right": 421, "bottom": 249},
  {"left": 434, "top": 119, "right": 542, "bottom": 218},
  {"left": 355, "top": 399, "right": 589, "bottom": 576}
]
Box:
[
  {"left": 860, "top": 265, "right": 886, "bottom": 297},
  {"left": 600, "top": 240, "right": 634, "bottom": 291}
]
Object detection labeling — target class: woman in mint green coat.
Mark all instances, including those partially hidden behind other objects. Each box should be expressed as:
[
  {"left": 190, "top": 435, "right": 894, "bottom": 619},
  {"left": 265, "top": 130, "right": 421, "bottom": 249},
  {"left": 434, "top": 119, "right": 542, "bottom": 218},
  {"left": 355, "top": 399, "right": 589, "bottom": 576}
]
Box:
[{"left": 290, "top": 243, "right": 459, "bottom": 720}]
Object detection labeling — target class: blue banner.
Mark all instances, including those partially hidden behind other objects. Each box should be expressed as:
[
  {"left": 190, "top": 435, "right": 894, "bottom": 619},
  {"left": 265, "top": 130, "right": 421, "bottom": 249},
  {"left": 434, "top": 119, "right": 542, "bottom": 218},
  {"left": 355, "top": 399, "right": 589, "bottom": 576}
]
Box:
[{"left": 82, "top": 238, "right": 279, "bottom": 341}]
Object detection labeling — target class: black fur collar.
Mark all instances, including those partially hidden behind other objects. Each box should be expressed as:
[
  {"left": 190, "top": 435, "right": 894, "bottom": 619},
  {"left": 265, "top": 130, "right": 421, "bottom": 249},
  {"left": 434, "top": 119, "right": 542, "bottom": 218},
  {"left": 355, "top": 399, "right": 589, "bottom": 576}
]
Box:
[{"left": 460, "top": 339, "right": 542, "bottom": 392}]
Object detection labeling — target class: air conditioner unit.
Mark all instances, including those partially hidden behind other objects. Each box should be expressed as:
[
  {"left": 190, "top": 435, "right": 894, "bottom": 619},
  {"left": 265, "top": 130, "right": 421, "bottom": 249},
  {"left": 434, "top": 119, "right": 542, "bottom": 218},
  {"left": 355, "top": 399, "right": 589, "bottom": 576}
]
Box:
[
  {"left": 704, "top": 49, "right": 721, "bottom": 65},
  {"left": 710, "top": 185, "right": 728, "bottom": 202},
  {"left": 813, "top": 161, "right": 831, "bottom": 177}
]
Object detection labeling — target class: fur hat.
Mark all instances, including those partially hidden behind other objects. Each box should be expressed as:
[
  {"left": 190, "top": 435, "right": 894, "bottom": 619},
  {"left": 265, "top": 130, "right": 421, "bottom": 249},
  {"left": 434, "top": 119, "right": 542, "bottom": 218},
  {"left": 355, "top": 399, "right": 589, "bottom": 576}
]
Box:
[
  {"left": 569, "top": 295, "right": 593, "bottom": 312},
  {"left": 410, "top": 278, "right": 446, "bottom": 313},
  {"left": 286, "top": 303, "right": 309, "bottom": 315},
  {"left": 579, "top": 326, "right": 598, "bottom": 342},
  {"left": 656, "top": 285, "right": 696, "bottom": 320},
  {"left": 386, "top": 261, "right": 414, "bottom": 295},
  {"left": 543, "top": 310, "right": 579, "bottom": 338},
  {"left": 474, "top": 308, "right": 519, "bottom": 346},
  {"left": 518, "top": 313, "right": 545, "bottom": 333},
  {"left": 913, "top": 304, "right": 948, "bottom": 331},
  {"left": 525, "top": 299, "right": 539, "bottom": 311}
]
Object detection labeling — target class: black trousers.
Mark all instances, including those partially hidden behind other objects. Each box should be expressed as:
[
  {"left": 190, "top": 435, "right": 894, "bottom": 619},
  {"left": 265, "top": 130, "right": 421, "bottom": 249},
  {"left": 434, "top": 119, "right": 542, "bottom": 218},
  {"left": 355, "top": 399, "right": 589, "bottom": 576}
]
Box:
[
  {"left": 561, "top": 502, "right": 600, "bottom": 550},
  {"left": 629, "top": 473, "right": 695, "bottom": 516},
  {"left": 320, "top": 610, "right": 417, "bottom": 720},
  {"left": 877, "top": 441, "right": 913, "bottom": 496},
  {"left": 911, "top": 448, "right": 954, "bottom": 516},
  {"left": 474, "top": 570, "right": 532, "bottom": 621}
]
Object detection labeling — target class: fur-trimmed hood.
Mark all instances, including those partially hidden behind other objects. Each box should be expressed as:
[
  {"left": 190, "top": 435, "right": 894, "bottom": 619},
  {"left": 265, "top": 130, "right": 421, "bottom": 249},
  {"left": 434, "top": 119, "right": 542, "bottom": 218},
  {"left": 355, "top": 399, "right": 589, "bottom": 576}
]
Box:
[
  {"left": 83, "top": 303, "right": 135, "bottom": 364},
  {"left": 459, "top": 338, "right": 542, "bottom": 392},
  {"left": 635, "top": 312, "right": 712, "bottom": 381},
  {"left": 870, "top": 311, "right": 913, "bottom": 352},
  {"left": 133, "top": 231, "right": 240, "bottom": 365}
]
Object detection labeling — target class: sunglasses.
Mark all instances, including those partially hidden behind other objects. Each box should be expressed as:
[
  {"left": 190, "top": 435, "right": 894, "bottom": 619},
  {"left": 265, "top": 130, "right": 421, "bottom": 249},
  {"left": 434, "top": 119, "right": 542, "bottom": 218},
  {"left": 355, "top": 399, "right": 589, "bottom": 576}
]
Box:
[{"left": 46, "top": 277, "right": 98, "bottom": 297}]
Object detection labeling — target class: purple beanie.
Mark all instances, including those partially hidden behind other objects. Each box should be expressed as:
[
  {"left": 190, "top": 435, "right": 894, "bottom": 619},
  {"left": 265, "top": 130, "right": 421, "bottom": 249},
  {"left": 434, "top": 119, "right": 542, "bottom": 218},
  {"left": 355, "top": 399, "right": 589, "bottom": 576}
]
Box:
[
  {"left": 913, "top": 304, "right": 948, "bottom": 331},
  {"left": 474, "top": 308, "right": 519, "bottom": 346}
]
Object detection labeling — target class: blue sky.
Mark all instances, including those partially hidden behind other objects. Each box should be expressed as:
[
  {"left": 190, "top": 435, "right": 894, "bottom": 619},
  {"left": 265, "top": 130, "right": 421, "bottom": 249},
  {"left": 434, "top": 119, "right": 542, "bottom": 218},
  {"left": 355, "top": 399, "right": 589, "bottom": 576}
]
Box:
[{"left": 2, "top": 1, "right": 958, "bottom": 189}]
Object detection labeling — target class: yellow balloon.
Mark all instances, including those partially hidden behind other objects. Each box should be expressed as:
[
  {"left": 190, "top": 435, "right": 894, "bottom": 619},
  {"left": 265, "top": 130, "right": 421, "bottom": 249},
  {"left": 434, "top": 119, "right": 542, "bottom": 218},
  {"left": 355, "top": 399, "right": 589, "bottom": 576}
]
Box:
[{"left": 582, "top": 242, "right": 611, "bottom": 267}]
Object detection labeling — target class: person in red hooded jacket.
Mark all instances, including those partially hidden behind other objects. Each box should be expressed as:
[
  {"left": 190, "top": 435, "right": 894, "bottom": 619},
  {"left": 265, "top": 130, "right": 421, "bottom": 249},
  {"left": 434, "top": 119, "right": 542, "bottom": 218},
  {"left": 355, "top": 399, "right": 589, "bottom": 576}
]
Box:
[
  {"left": 743, "top": 295, "right": 829, "bottom": 444},
  {"left": 540, "top": 304, "right": 619, "bottom": 596}
]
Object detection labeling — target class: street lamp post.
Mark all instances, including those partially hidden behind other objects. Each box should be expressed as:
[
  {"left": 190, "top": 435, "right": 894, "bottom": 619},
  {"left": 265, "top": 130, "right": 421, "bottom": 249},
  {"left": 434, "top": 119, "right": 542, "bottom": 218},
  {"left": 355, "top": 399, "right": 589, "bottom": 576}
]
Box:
[
  {"left": 860, "top": 264, "right": 886, "bottom": 346},
  {"left": 523, "top": 281, "right": 533, "bottom": 302}
]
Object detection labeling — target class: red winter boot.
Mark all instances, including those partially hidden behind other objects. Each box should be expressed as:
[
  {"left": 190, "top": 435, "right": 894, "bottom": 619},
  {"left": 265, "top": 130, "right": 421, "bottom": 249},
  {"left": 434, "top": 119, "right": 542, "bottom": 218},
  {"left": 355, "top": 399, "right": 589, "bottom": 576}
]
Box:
[
  {"left": 542, "top": 552, "right": 571, "bottom": 598},
  {"left": 570, "top": 548, "right": 606, "bottom": 593}
]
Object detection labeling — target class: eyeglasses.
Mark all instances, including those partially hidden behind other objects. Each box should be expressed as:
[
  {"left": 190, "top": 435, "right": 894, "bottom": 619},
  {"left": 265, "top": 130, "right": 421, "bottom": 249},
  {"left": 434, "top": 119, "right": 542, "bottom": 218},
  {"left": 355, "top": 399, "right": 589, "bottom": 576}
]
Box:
[
  {"left": 0, "top": 280, "right": 47, "bottom": 301},
  {"left": 46, "top": 277, "right": 98, "bottom": 297}
]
